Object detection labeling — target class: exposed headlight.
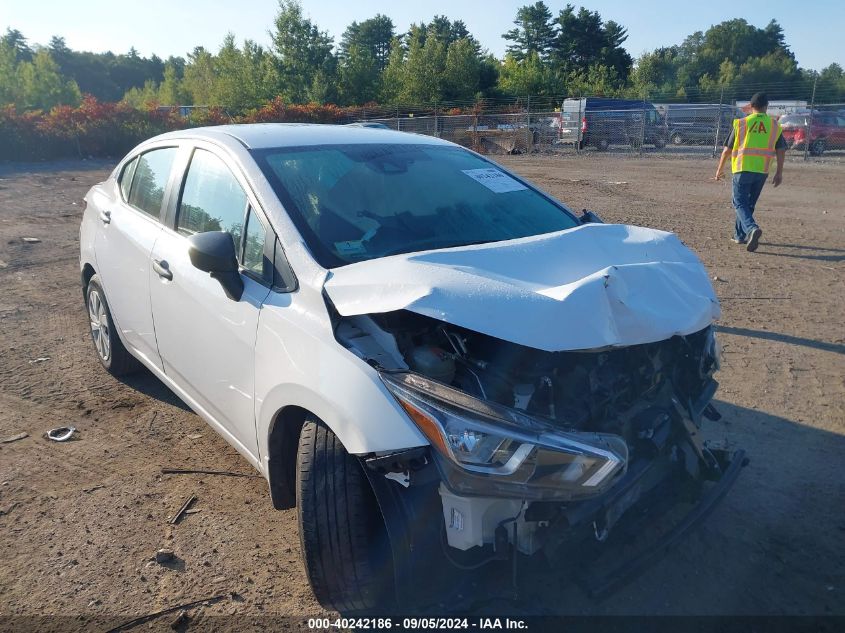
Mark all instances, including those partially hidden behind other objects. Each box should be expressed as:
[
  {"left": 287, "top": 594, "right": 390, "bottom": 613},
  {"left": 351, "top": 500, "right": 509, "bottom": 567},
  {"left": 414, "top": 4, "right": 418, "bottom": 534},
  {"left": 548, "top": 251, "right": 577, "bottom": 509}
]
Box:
[{"left": 381, "top": 372, "right": 627, "bottom": 500}]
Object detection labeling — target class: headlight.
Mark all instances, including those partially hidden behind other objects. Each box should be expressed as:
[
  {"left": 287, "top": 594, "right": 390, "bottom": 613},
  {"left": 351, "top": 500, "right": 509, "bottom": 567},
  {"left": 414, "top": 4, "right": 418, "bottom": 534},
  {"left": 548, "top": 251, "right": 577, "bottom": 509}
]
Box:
[{"left": 381, "top": 372, "right": 627, "bottom": 500}]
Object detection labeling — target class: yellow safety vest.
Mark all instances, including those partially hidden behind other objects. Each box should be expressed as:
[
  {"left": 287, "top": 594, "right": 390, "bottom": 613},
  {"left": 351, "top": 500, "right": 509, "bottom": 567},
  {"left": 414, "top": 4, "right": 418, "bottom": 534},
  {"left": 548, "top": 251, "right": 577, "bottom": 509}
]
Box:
[{"left": 731, "top": 113, "right": 782, "bottom": 174}]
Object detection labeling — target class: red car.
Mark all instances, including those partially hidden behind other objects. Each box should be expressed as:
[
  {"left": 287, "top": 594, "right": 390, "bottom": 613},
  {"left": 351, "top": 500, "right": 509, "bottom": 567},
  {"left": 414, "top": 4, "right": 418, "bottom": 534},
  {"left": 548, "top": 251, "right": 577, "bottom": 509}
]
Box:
[{"left": 779, "top": 112, "right": 845, "bottom": 155}]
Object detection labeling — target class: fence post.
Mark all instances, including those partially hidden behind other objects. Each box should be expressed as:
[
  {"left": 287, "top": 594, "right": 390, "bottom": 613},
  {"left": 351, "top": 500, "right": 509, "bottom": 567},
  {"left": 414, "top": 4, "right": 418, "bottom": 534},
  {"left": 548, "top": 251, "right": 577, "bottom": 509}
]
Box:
[
  {"left": 526, "top": 95, "right": 531, "bottom": 152},
  {"left": 638, "top": 92, "right": 647, "bottom": 156},
  {"left": 576, "top": 94, "right": 582, "bottom": 155},
  {"left": 396, "top": 105, "right": 400, "bottom": 131},
  {"left": 712, "top": 86, "right": 725, "bottom": 158},
  {"left": 434, "top": 101, "right": 439, "bottom": 138},
  {"left": 803, "top": 74, "right": 818, "bottom": 161}
]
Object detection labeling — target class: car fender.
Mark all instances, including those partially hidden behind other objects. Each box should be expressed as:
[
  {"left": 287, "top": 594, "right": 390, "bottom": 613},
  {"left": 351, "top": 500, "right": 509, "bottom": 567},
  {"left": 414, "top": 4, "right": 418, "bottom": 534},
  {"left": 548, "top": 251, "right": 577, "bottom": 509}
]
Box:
[{"left": 254, "top": 289, "right": 427, "bottom": 466}]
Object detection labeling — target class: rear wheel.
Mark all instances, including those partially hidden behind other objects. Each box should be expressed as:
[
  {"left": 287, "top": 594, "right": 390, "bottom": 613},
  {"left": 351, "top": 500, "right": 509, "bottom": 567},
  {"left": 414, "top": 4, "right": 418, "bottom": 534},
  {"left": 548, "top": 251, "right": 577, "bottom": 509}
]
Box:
[
  {"left": 810, "top": 139, "right": 826, "bottom": 156},
  {"left": 594, "top": 138, "right": 610, "bottom": 151},
  {"left": 85, "top": 275, "right": 139, "bottom": 376},
  {"left": 671, "top": 132, "right": 684, "bottom": 146},
  {"left": 297, "top": 417, "right": 394, "bottom": 613}
]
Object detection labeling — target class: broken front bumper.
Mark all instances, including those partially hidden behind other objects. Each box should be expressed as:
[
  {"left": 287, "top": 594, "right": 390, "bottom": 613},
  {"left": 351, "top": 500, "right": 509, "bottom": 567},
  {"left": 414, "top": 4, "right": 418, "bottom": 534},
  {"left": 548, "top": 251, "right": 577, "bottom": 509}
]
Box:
[{"left": 364, "top": 443, "right": 746, "bottom": 607}]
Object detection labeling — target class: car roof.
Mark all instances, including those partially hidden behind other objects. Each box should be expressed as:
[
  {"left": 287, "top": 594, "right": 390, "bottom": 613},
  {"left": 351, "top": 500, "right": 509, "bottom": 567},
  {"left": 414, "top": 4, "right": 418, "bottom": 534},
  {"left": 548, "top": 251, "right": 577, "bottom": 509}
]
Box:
[{"left": 153, "top": 122, "right": 453, "bottom": 150}]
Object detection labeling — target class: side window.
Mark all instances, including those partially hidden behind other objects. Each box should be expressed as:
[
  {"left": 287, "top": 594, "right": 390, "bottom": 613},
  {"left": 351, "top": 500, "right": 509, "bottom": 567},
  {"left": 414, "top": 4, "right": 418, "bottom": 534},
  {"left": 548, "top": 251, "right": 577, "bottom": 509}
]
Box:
[
  {"left": 177, "top": 149, "right": 248, "bottom": 248},
  {"left": 242, "top": 208, "right": 267, "bottom": 275},
  {"left": 128, "top": 148, "right": 177, "bottom": 219},
  {"left": 118, "top": 157, "right": 138, "bottom": 201}
]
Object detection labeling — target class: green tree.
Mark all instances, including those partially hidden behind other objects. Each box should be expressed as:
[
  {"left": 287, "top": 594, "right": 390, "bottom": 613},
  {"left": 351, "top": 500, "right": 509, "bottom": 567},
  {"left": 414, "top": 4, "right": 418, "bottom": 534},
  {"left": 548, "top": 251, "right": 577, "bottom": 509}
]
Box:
[
  {"left": 401, "top": 31, "right": 447, "bottom": 102},
  {"left": 1, "top": 28, "right": 33, "bottom": 63},
  {"left": 338, "top": 43, "right": 380, "bottom": 105},
  {"left": 182, "top": 47, "right": 217, "bottom": 105},
  {"left": 271, "top": 0, "right": 335, "bottom": 103},
  {"left": 503, "top": 2, "right": 556, "bottom": 62},
  {"left": 340, "top": 15, "right": 394, "bottom": 71},
  {"left": 0, "top": 41, "right": 18, "bottom": 105},
  {"left": 16, "top": 49, "right": 81, "bottom": 110},
  {"left": 158, "top": 61, "right": 187, "bottom": 105},
  {"left": 380, "top": 37, "right": 405, "bottom": 103},
  {"left": 443, "top": 39, "right": 480, "bottom": 100},
  {"left": 553, "top": 6, "right": 632, "bottom": 85},
  {"left": 499, "top": 51, "right": 560, "bottom": 95}
]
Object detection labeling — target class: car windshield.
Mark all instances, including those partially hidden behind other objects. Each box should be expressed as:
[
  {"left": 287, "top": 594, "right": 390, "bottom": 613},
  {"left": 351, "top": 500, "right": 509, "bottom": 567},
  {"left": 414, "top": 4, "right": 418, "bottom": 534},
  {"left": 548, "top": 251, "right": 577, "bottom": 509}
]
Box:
[{"left": 251, "top": 143, "right": 579, "bottom": 267}]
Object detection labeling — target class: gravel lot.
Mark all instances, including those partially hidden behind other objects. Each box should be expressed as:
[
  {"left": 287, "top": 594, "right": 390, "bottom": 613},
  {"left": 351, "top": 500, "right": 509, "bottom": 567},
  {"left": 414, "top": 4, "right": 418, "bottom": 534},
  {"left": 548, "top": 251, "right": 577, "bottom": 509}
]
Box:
[{"left": 0, "top": 153, "right": 843, "bottom": 629}]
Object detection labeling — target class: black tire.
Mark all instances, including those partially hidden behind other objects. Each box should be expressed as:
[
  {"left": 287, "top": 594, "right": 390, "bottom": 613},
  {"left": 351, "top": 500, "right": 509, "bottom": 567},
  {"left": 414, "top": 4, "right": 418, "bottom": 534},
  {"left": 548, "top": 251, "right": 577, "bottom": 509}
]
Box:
[
  {"left": 85, "top": 275, "right": 139, "bottom": 376},
  {"left": 671, "top": 132, "right": 684, "bottom": 146},
  {"left": 810, "top": 139, "right": 825, "bottom": 156},
  {"left": 653, "top": 136, "right": 667, "bottom": 149},
  {"left": 297, "top": 417, "right": 394, "bottom": 613},
  {"left": 594, "top": 138, "right": 610, "bottom": 151}
]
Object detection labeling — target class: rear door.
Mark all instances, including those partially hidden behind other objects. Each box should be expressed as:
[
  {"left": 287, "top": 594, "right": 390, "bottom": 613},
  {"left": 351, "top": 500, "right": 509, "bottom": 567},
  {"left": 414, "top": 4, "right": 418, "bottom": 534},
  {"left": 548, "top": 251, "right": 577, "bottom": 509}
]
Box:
[
  {"left": 148, "top": 144, "right": 273, "bottom": 463},
  {"left": 93, "top": 146, "right": 179, "bottom": 371}
]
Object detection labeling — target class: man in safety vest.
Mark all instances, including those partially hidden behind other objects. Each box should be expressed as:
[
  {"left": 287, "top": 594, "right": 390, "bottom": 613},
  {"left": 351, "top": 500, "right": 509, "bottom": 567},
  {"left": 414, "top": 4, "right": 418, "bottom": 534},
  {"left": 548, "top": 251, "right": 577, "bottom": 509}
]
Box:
[{"left": 713, "top": 92, "right": 786, "bottom": 252}]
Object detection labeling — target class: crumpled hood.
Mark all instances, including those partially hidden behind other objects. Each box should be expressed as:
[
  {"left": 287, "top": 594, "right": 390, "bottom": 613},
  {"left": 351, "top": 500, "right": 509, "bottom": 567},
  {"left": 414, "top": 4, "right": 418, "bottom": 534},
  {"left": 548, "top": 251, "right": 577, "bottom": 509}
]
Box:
[{"left": 323, "top": 223, "right": 720, "bottom": 352}]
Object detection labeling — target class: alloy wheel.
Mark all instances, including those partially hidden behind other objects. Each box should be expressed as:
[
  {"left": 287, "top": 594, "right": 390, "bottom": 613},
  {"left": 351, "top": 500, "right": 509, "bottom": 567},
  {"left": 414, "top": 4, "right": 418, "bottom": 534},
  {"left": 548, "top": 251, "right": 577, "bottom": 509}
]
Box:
[{"left": 88, "top": 289, "right": 111, "bottom": 362}]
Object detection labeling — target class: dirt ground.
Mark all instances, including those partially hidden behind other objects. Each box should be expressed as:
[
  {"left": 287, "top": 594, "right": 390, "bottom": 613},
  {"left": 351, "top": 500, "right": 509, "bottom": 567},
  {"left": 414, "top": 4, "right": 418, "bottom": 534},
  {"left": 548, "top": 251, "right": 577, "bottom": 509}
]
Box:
[{"left": 0, "top": 154, "right": 843, "bottom": 629}]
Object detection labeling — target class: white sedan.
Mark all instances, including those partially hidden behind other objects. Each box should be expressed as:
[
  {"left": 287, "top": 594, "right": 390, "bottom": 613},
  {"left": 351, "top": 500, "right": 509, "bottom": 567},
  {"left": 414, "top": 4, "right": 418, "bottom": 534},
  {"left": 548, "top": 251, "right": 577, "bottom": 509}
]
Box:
[{"left": 80, "top": 124, "right": 743, "bottom": 611}]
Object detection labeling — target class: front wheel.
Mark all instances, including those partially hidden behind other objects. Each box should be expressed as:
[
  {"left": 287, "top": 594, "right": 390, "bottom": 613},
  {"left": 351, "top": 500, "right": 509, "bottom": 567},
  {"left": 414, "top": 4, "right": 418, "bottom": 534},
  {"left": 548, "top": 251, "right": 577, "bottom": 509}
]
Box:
[
  {"left": 85, "top": 275, "right": 139, "bottom": 376},
  {"left": 810, "top": 139, "right": 826, "bottom": 156},
  {"left": 297, "top": 417, "right": 394, "bottom": 613}
]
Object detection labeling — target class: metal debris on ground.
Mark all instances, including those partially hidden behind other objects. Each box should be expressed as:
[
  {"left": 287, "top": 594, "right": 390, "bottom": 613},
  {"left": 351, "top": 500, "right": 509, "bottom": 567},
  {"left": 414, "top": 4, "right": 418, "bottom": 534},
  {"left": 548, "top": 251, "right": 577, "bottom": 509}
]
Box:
[
  {"left": 105, "top": 594, "right": 227, "bottom": 632},
  {"left": 21, "top": 237, "right": 41, "bottom": 243},
  {"left": 161, "top": 468, "right": 260, "bottom": 478},
  {"left": 46, "top": 426, "right": 76, "bottom": 442},
  {"left": 169, "top": 494, "right": 197, "bottom": 525},
  {"left": 1, "top": 432, "right": 28, "bottom": 444},
  {"left": 29, "top": 357, "right": 50, "bottom": 364}
]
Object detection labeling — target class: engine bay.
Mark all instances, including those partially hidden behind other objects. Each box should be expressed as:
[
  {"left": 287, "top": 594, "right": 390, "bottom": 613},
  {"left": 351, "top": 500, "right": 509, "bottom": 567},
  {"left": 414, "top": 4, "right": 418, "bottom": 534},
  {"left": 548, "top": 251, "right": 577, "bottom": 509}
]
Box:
[{"left": 336, "top": 309, "right": 720, "bottom": 448}]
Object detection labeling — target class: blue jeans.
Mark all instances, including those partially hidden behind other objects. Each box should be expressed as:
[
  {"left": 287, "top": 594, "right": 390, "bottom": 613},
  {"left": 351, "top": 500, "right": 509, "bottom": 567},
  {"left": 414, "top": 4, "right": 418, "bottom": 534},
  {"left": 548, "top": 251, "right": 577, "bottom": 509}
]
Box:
[{"left": 731, "top": 171, "right": 767, "bottom": 241}]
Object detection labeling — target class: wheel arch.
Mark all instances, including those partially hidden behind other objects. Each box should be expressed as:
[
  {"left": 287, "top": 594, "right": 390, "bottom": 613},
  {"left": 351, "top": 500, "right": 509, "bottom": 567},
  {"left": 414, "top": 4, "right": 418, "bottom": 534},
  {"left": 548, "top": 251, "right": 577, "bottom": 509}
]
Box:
[
  {"left": 81, "top": 263, "right": 97, "bottom": 303},
  {"left": 266, "top": 404, "right": 309, "bottom": 510}
]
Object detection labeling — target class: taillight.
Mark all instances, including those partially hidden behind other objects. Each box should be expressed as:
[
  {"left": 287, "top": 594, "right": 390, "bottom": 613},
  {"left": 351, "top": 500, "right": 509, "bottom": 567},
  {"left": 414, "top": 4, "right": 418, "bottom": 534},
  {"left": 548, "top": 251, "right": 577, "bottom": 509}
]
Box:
[{"left": 581, "top": 117, "right": 588, "bottom": 133}]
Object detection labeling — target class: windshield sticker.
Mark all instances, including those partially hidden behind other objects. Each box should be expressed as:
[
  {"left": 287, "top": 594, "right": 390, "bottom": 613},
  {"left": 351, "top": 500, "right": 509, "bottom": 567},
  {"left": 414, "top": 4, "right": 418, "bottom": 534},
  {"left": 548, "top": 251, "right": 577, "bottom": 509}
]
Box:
[
  {"left": 334, "top": 240, "right": 368, "bottom": 256},
  {"left": 462, "top": 168, "right": 528, "bottom": 193}
]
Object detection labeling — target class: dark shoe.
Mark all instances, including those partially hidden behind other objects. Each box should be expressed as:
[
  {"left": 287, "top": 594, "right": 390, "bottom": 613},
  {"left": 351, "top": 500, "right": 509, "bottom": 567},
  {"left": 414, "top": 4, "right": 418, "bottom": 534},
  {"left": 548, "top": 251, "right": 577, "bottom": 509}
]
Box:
[
  {"left": 731, "top": 237, "right": 747, "bottom": 245},
  {"left": 746, "top": 227, "right": 762, "bottom": 252}
]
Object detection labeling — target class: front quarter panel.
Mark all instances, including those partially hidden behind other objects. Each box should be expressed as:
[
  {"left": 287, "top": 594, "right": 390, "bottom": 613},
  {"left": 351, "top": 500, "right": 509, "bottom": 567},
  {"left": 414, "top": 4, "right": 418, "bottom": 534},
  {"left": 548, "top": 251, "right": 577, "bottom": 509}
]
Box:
[{"left": 254, "top": 283, "right": 427, "bottom": 465}]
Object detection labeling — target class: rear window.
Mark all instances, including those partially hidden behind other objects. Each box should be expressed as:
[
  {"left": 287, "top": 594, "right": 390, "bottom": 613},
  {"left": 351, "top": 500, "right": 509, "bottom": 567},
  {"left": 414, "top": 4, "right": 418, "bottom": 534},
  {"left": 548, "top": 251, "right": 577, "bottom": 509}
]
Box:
[
  {"left": 127, "top": 148, "right": 177, "bottom": 219},
  {"left": 780, "top": 115, "right": 808, "bottom": 126},
  {"left": 118, "top": 157, "right": 138, "bottom": 201}
]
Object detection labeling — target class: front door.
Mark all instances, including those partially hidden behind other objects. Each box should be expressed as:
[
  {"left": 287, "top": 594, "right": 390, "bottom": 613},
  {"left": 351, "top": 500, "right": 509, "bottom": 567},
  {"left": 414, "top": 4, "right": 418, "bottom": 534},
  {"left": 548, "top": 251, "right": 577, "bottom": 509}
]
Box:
[{"left": 148, "top": 147, "right": 271, "bottom": 462}]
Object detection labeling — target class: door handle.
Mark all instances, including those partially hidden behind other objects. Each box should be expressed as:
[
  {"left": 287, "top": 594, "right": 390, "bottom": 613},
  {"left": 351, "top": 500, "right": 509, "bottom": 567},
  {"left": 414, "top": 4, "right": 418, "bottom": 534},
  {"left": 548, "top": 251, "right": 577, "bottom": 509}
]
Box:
[
  {"left": 99, "top": 209, "right": 111, "bottom": 224},
  {"left": 152, "top": 259, "right": 173, "bottom": 281}
]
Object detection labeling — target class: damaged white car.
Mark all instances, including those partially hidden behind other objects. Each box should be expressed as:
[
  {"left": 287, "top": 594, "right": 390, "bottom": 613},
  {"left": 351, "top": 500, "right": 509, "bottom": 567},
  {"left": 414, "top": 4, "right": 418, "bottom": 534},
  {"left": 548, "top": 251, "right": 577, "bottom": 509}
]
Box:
[{"left": 79, "top": 124, "right": 745, "bottom": 612}]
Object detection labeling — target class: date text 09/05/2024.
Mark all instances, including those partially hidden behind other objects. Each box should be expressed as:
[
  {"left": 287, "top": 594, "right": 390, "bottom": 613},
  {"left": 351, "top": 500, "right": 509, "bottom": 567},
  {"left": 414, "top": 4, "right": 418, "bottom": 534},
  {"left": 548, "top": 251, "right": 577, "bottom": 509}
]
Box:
[{"left": 307, "top": 618, "right": 529, "bottom": 630}]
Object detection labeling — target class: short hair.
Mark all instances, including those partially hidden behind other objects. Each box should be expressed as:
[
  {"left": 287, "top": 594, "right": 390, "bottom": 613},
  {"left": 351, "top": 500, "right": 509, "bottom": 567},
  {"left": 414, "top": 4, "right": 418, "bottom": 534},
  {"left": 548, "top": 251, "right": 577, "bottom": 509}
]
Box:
[{"left": 749, "top": 93, "right": 769, "bottom": 109}]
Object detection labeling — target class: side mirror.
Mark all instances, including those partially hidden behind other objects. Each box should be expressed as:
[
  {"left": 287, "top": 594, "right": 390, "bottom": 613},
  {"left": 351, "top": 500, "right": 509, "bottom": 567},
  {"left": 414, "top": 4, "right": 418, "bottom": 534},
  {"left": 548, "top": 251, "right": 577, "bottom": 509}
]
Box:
[
  {"left": 187, "top": 231, "right": 244, "bottom": 301},
  {"left": 579, "top": 209, "right": 603, "bottom": 224}
]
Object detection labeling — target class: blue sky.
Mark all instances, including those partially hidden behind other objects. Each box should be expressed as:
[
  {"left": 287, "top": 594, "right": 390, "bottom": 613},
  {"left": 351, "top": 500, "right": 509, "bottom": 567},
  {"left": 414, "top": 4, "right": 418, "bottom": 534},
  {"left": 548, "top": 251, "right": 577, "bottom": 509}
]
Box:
[{"left": 1, "top": 0, "right": 843, "bottom": 70}]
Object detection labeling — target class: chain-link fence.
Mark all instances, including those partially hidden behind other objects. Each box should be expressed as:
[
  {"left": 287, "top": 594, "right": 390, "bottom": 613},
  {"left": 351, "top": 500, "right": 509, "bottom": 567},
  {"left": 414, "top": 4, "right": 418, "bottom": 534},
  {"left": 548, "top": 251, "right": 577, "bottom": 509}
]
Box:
[{"left": 349, "top": 84, "right": 845, "bottom": 160}]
